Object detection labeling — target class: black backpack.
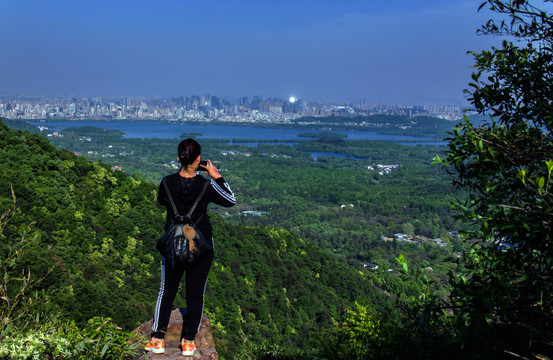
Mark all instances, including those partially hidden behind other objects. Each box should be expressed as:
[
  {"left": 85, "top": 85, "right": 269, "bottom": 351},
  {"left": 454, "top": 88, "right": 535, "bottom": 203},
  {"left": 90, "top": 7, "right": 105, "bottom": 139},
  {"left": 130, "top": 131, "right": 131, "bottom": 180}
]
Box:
[{"left": 157, "top": 177, "right": 211, "bottom": 267}]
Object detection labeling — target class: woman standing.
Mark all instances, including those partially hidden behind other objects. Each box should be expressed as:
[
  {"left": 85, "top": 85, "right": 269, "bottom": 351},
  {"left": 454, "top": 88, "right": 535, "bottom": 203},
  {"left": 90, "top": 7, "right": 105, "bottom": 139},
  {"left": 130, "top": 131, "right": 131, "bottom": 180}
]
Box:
[{"left": 145, "top": 138, "right": 236, "bottom": 356}]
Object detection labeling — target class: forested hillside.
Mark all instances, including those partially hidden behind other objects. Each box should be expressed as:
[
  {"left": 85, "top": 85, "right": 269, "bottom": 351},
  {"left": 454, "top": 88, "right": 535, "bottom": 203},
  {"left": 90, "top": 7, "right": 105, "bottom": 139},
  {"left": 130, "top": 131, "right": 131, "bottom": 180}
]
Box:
[
  {"left": 12, "top": 120, "right": 464, "bottom": 277},
  {"left": 0, "top": 119, "right": 391, "bottom": 358}
]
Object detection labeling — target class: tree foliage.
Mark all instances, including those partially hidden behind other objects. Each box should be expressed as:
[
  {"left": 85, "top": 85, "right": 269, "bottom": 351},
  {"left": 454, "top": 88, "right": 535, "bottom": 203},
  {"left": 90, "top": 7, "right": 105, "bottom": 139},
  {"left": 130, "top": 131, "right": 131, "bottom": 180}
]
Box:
[
  {"left": 0, "top": 120, "right": 400, "bottom": 358},
  {"left": 436, "top": 0, "right": 553, "bottom": 356}
]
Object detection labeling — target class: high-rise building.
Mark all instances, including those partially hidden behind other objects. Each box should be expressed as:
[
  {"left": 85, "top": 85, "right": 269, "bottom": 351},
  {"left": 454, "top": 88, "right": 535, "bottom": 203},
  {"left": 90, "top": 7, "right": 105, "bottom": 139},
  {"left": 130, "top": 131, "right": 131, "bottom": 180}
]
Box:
[
  {"left": 252, "top": 95, "right": 262, "bottom": 110},
  {"left": 211, "top": 96, "right": 219, "bottom": 108}
]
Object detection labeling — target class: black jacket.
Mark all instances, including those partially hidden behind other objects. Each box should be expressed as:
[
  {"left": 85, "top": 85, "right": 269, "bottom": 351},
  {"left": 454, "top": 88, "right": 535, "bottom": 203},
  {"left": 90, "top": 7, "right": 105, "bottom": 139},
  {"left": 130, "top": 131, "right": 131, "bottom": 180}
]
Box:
[{"left": 157, "top": 173, "right": 236, "bottom": 240}]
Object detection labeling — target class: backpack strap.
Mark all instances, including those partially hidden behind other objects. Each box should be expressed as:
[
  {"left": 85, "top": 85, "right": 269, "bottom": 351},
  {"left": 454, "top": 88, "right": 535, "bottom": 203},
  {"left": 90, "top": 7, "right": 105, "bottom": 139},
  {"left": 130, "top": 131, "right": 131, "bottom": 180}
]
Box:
[
  {"left": 186, "top": 180, "right": 209, "bottom": 219},
  {"left": 162, "top": 177, "right": 209, "bottom": 222},
  {"left": 162, "top": 177, "right": 180, "bottom": 217}
]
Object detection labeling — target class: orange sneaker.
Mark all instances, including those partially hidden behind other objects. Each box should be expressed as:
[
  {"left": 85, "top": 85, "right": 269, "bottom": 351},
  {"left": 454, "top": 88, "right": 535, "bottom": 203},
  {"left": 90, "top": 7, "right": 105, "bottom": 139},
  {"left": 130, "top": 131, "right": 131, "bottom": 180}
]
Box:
[
  {"left": 181, "top": 339, "right": 196, "bottom": 356},
  {"left": 145, "top": 337, "right": 165, "bottom": 354}
]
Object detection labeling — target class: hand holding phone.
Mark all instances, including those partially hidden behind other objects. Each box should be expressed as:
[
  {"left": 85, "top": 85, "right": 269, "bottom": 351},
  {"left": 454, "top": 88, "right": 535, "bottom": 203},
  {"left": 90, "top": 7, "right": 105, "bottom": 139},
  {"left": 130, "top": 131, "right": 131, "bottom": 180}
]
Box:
[{"left": 199, "top": 159, "right": 222, "bottom": 179}]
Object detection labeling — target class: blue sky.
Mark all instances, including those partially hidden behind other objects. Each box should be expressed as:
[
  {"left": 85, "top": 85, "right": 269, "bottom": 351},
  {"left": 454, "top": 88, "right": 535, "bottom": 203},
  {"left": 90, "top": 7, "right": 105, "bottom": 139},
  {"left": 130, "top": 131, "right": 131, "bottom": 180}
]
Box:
[{"left": 0, "top": 0, "right": 499, "bottom": 104}]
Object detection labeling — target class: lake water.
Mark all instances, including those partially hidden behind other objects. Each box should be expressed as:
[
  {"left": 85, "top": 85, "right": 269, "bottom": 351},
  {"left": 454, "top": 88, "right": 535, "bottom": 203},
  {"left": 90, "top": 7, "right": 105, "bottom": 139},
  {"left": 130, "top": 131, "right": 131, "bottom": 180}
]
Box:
[{"left": 29, "top": 120, "right": 447, "bottom": 146}]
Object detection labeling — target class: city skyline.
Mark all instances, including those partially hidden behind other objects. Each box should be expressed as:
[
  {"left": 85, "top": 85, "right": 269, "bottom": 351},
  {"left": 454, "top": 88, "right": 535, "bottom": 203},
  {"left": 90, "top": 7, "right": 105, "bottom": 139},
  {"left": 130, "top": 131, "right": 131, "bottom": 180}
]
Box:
[
  {"left": 0, "top": 92, "right": 465, "bottom": 122},
  {"left": 1, "top": 0, "right": 500, "bottom": 104}
]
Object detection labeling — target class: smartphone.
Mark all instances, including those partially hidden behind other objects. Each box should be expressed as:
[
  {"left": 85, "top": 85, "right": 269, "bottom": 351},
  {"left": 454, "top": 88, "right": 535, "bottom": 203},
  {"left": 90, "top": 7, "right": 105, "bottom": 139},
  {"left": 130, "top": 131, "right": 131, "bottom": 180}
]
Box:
[{"left": 198, "top": 160, "right": 209, "bottom": 170}]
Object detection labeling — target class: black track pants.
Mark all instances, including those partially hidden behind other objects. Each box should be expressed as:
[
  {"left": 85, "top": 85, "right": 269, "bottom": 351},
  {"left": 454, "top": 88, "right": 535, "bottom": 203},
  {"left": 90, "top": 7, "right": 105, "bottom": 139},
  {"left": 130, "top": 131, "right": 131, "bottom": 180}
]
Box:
[{"left": 151, "top": 249, "right": 213, "bottom": 341}]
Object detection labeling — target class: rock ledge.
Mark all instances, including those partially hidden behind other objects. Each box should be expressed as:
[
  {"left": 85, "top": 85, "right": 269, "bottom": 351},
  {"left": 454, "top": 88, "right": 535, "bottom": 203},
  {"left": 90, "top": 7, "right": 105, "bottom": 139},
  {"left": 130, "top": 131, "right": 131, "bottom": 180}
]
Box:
[{"left": 134, "top": 308, "right": 218, "bottom": 359}]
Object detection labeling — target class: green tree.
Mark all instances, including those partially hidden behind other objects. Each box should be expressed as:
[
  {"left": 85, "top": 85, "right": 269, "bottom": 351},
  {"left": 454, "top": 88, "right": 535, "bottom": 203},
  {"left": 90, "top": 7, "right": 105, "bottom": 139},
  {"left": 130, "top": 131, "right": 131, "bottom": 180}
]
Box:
[
  {"left": 317, "top": 302, "right": 386, "bottom": 360},
  {"left": 436, "top": 0, "right": 553, "bottom": 356}
]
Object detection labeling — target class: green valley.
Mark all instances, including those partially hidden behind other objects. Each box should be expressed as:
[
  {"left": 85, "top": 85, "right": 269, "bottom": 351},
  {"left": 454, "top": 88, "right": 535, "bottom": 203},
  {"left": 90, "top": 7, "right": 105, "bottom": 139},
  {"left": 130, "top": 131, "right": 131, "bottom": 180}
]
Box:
[{"left": 1, "top": 117, "right": 463, "bottom": 359}]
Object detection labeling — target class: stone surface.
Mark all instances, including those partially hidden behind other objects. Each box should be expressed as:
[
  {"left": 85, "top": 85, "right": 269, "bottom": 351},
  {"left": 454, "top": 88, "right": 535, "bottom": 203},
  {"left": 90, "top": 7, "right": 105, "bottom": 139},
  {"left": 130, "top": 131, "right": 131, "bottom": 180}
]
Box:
[{"left": 134, "top": 308, "right": 218, "bottom": 359}]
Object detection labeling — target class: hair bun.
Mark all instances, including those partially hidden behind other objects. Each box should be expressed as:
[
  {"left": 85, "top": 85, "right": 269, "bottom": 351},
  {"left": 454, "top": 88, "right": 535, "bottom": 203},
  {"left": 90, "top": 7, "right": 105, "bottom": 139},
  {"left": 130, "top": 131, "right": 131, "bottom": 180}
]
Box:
[{"left": 177, "top": 138, "right": 202, "bottom": 168}]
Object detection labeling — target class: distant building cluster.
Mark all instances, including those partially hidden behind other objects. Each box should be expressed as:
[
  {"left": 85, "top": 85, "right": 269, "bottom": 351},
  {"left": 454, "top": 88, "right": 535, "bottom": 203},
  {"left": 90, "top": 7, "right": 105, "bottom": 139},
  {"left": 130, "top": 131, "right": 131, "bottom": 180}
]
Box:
[
  {"left": 381, "top": 233, "right": 449, "bottom": 247},
  {"left": 367, "top": 164, "right": 400, "bottom": 175},
  {"left": 0, "top": 94, "right": 465, "bottom": 122}
]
